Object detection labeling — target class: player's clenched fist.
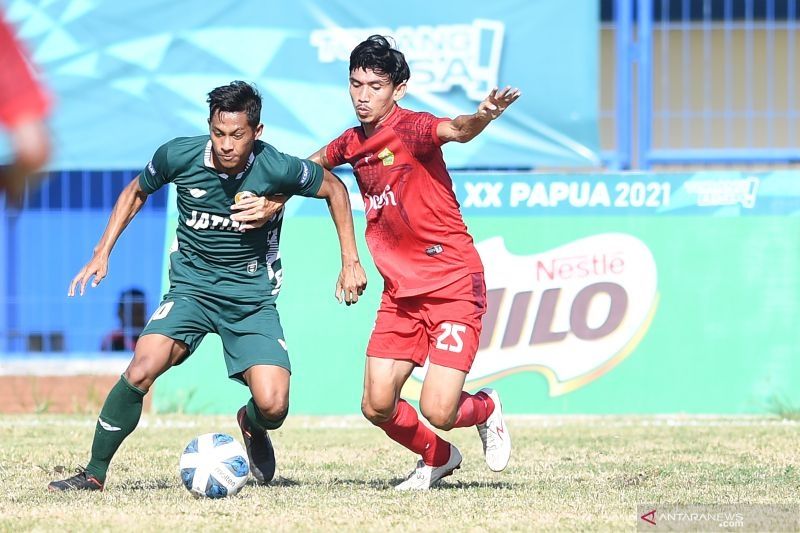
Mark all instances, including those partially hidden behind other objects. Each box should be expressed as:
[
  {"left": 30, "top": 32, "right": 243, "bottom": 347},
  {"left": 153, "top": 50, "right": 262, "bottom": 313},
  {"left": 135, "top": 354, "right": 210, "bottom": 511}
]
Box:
[
  {"left": 336, "top": 261, "right": 367, "bottom": 305},
  {"left": 230, "top": 194, "right": 287, "bottom": 231}
]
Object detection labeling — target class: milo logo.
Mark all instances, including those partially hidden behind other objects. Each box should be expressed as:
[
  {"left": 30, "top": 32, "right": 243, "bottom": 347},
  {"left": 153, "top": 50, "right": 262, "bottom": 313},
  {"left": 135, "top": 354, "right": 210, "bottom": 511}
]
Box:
[{"left": 405, "top": 233, "right": 659, "bottom": 397}]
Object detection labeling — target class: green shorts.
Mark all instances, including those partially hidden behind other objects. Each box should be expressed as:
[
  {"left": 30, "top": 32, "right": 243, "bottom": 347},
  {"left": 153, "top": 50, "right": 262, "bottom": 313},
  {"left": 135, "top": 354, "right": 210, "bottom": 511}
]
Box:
[{"left": 141, "top": 291, "right": 290, "bottom": 384}]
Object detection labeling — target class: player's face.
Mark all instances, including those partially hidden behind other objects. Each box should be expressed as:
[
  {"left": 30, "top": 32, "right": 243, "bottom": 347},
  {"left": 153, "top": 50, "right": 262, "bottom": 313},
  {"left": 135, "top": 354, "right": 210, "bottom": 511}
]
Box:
[
  {"left": 349, "top": 68, "right": 406, "bottom": 126},
  {"left": 208, "top": 111, "right": 263, "bottom": 172}
]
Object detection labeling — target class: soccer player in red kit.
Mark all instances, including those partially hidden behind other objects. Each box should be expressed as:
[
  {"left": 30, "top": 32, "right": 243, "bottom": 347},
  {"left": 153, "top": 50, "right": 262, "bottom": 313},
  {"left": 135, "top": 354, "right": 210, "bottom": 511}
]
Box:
[
  {"left": 234, "top": 35, "right": 520, "bottom": 490},
  {"left": 0, "top": 11, "right": 51, "bottom": 204}
]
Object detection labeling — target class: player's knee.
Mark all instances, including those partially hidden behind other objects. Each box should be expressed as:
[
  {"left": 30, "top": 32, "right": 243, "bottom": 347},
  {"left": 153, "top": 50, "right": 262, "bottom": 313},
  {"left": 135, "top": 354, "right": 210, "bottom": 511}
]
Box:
[
  {"left": 421, "top": 405, "right": 456, "bottom": 431},
  {"left": 123, "top": 361, "right": 157, "bottom": 392},
  {"left": 253, "top": 394, "right": 288, "bottom": 422},
  {"left": 361, "top": 397, "right": 393, "bottom": 425}
]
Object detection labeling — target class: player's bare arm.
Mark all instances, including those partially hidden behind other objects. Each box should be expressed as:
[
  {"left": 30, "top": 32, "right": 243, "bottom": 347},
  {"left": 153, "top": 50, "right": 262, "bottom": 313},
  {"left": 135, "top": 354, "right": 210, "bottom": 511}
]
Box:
[
  {"left": 436, "top": 86, "right": 522, "bottom": 144},
  {"left": 314, "top": 168, "right": 367, "bottom": 305},
  {"left": 240, "top": 147, "right": 337, "bottom": 231},
  {"left": 0, "top": 119, "right": 51, "bottom": 206},
  {"left": 230, "top": 193, "right": 288, "bottom": 231},
  {"left": 307, "top": 146, "right": 334, "bottom": 170},
  {"left": 68, "top": 176, "right": 149, "bottom": 296}
]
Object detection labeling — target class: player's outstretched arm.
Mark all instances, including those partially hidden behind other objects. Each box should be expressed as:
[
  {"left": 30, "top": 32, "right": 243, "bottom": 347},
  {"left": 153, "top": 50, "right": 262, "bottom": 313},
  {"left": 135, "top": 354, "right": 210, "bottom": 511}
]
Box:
[
  {"left": 68, "top": 176, "right": 149, "bottom": 296},
  {"left": 437, "top": 86, "right": 522, "bottom": 144},
  {"left": 315, "top": 169, "right": 367, "bottom": 305}
]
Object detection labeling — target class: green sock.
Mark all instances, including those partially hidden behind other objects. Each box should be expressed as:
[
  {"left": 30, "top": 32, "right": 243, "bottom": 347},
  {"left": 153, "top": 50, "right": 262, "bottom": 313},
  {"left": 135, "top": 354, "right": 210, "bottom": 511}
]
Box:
[
  {"left": 245, "top": 397, "right": 286, "bottom": 432},
  {"left": 85, "top": 375, "right": 145, "bottom": 483}
]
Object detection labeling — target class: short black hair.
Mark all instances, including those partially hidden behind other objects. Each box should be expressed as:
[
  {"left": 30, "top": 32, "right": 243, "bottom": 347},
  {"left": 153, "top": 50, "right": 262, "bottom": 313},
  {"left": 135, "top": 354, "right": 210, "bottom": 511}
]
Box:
[
  {"left": 118, "top": 288, "right": 145, "bottom": 308},
  {"left": 207, "top": 81, "right": 262, "bottom": 128},
  {"left": 349, "top": 35, "right": 410, "bottom": 86}
]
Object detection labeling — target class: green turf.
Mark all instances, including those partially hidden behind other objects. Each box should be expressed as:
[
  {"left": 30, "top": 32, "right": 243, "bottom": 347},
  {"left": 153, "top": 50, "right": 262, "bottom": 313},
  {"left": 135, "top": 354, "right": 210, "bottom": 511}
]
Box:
[{"left": 0, "top": 415, "right": 798, "bottom": 531}]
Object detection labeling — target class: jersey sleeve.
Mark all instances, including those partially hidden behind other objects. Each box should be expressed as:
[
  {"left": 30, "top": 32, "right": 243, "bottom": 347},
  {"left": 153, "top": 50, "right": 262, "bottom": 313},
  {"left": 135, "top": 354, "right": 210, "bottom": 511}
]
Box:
[
  {"left": 399, "top": 112, "right": 450, "bottom": 160},
  {"left": 325, "top": 129, "right": 351, "bottom": 168},
  {"left": 274, "top": 153, "right": 324, "bottom": 198},
  {"left": 138, "top": 142, "right": 173, "bottom": 194},
  {"left": 0, "top": 18, "right": 50, "bottom": 127}
]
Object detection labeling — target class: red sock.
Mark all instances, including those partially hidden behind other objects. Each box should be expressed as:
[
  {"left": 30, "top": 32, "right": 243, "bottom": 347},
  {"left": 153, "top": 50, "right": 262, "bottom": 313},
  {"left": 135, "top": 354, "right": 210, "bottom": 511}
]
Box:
[
  {"left": 452, "top": 391, "right": 495, "bottom": 428},
  {"left": 377, "top": 399, "right": 451, "bottom": 467}
]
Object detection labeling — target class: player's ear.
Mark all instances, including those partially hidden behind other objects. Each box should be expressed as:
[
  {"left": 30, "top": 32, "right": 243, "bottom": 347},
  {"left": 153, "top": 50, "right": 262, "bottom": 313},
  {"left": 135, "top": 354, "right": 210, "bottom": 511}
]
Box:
[
  {"left": 254, "top": 123, "right": 264, "bottom": 140},
  {"left": 393, "top": 82, "right": 407, "bottom": 102}
]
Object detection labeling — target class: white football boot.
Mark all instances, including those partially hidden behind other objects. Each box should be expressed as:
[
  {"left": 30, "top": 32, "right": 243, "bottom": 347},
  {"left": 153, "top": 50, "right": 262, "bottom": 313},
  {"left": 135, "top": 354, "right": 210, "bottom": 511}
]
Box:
[
  {"left": 394, "top": 444, "right": 462, "bottom": 491},
  {"left": 476, "top": 388, "right": 511, "bottom": 471}
]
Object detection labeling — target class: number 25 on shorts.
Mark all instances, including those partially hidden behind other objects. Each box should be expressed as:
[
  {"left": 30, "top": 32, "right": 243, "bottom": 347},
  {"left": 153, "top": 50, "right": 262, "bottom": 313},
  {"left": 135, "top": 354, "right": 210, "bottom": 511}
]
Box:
[{"left": 435, "top": 322, "right": 467, "bottom": 353}]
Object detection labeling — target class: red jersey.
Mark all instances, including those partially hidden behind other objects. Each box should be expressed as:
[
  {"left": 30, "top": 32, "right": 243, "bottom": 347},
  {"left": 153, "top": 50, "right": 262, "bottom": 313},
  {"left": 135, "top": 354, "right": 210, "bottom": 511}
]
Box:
[
  {"left": 0, "top": 14, "right": 50, "bottom": 127},
  {"left": 327, "top": 106, "right": 483, "bottom": 298}
]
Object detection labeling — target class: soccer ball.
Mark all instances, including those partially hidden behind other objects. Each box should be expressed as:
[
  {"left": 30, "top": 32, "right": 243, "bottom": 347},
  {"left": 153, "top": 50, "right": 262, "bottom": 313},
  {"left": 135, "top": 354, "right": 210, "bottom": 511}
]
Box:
[{"left": 179, "top": 433, "right": 250, "bottom": 498}]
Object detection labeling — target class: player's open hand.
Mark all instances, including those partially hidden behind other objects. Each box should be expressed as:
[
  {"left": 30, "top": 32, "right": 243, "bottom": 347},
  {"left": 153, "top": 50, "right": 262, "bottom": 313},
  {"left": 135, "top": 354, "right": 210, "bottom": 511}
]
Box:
[
  {"left": 336, "top": 261, "right": 367, "bottom": 305},
  {"left": 477, "top": 86, "right": 522, "bottom": 121},
  {"left": 230, "top": 195, "right": 288, "bottom": 231},
  {"left": 68, "top": 253, "right": 109, "bottom": 297}
]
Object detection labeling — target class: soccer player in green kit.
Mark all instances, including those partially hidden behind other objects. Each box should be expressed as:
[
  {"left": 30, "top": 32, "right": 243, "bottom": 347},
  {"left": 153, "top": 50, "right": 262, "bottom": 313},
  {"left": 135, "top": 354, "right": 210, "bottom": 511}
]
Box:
[{"left": 48, "top": 81, "right": 367, "bottom": 492}]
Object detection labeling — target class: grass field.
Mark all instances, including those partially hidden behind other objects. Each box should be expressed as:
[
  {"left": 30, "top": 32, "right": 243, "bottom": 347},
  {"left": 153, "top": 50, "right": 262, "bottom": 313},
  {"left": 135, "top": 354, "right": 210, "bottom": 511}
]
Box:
[{"left": 1, "top": 414, "right": 798, "bottom": 531}]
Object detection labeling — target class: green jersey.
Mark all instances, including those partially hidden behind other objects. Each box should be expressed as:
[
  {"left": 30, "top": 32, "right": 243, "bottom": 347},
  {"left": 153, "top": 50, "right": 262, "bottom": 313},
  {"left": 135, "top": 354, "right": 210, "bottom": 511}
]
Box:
[{"left": 139, "top": 135, "right": 323, "bottom": 302}]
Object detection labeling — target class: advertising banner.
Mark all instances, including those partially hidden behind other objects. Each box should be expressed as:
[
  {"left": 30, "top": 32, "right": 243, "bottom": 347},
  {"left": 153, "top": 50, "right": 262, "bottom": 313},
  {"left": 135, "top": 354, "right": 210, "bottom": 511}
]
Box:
[
  {"left": 3, "top": 0, "right": 599, "bottom": 169},
  {"left": 153, "top": 170, "right": 800, "bottom": 414}
]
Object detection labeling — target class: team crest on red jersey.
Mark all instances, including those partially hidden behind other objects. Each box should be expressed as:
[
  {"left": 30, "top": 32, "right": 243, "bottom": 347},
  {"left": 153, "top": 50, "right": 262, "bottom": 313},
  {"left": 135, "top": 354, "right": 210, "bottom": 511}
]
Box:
[{"left": 377, "top": 147, "right": 394, "bottom": 166}]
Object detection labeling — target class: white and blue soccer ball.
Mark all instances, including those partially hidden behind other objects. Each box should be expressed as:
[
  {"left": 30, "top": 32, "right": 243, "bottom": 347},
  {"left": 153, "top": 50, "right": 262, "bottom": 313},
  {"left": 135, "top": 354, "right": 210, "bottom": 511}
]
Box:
[{"left": 179, "top": 433, "right": 249, "bottom": 498}]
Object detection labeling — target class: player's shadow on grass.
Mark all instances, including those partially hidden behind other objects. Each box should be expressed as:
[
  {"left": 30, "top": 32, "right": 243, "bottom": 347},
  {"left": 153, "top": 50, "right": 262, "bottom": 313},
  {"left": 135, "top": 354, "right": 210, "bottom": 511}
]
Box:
[
  {"left": 247, "top": 476, "right": 301, "bottom": 488},
  {"left": 329, "top": 478, "right": 395, "bottom": 489},
  {"left": 120, "top": 478, "right": 175, "bottom": 491},
  {"left": 333, "top": 478, "right": 518, "bottom": 490},
  {"left": 445, "top": 480, "right": 518, "bottom": 490}
]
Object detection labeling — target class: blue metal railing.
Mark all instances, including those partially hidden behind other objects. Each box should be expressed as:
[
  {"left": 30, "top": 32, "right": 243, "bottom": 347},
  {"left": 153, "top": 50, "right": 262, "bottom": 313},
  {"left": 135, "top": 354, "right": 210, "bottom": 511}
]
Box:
[
  {"left": 627, "top": 0, "right": 800, "bottom": 168},
  {"left": 2, "top": 171, "right": 168, "bottom": 353},
  {"left": 614, "top": 0, "right": 634, "bottom": 170},
  {"left": 636, "top": 0, "right": 654, "bottom": 169}
]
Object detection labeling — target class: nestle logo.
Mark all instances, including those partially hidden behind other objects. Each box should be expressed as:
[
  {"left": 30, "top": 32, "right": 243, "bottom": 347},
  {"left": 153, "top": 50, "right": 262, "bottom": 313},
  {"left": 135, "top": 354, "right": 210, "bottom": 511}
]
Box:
[{"left": 536, "top": 253, "right": 625, "bottom": 282}]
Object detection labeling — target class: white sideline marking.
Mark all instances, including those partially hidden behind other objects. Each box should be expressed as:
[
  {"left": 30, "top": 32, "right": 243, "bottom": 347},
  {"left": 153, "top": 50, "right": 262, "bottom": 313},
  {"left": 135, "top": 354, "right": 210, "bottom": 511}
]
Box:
[{"left": 0, "top": 357, "right": 129, "bottom": 376}]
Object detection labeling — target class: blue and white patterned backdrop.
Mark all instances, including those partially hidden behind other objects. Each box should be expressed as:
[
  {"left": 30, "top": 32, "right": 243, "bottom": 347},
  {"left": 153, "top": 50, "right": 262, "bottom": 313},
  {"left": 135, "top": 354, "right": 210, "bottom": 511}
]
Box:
[{"left": 3, "top": 0, "right": 599, "bottom": 169}]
